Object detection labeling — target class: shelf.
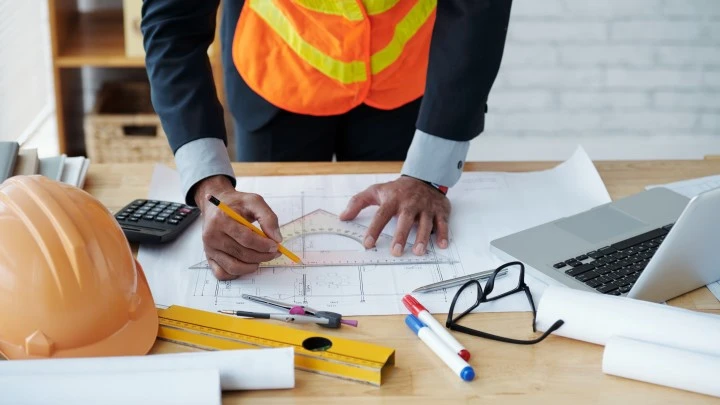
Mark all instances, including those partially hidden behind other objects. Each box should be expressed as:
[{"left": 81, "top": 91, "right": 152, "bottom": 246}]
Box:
[
  {"left": 56, "top": 10, "right": 145, "bottom": 68},
  {"left": 48, "top": 1, "right": 225, "bottom": 156}
]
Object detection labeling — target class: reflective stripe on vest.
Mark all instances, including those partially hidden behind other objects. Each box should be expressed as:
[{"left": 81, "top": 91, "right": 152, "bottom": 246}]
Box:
[
  {"left": 233, "top": 0, "right": 437, "bottom": 115},
  {"left": 249, "top": 0, "right": 367, "bottom": 84},
  {"left": 293, "top": 0, "right": 401, "bottom": 19},
  {"left": 370, "top": 0, "right": 435, "bottom": 74}
]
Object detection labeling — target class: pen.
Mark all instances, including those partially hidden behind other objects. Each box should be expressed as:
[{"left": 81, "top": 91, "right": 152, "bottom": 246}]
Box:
[
  {"left": 207, "top": 195, "right": 303, "bottom": 264},
  {"left": 218, "top": 310, "right": 330, "bottom": 325},
  {"left": 405, "top": 314, "right": 475, "bottom": 382},
  {"left": 412, "top": 268, "right": 508, "bottom": 293},
  {"left": 402, "top": 295, "right": 470, "bottom": 361},
  {"left": 241, "top": 294, "right": 359, "bottom": 328}
]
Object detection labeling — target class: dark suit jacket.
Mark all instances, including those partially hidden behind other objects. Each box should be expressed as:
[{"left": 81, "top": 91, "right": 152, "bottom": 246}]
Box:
[{"left": 141, "top": 0, "right": 512, "bottom": 154}]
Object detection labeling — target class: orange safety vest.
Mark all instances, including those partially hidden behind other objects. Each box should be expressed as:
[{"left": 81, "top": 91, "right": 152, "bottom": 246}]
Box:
[{"left": 232, "top": 0, "right": 437, "bottom": 116}]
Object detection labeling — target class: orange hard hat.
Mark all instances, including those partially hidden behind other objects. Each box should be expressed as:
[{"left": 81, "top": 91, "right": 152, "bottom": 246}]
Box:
[{"left": 0, "top": 175, "right": 158, "bottom": 359}]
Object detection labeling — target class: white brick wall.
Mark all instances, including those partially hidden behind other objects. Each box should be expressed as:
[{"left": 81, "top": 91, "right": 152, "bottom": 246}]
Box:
[{"left": 472, "top": 0, "right": 720, "bottom": 161}]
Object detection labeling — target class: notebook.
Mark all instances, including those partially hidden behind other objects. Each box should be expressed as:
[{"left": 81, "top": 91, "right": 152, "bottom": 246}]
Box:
[
  {"left": 39, "top": 154, "right": 66, "bottom": 181},
  {"left": 0, "top": 141, "right": 20, "bottom": 182},
  {"left": 60, "top": 156, "right": 91, "bottom": 188},
  {"left": 12, "top": 148, "right": 40, "bottom": 176}
]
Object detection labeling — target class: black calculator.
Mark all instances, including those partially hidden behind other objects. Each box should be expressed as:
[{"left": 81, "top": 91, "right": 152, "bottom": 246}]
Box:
[{"left": 114, "top": 199, "right": 201, "bottom": 244}]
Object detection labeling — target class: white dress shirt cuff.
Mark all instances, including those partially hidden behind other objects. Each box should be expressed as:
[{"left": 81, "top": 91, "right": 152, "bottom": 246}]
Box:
[
  {"left": 401, "top": 130, "right": 470, "bottom": 187},
  {"left": 174, "top": 138, "right": 236, "bottom": 206}
]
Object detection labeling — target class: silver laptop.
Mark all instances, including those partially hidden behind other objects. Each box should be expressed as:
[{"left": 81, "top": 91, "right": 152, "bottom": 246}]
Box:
[{"left": 490, "top": 186, "right": 720, "bottom": 303}]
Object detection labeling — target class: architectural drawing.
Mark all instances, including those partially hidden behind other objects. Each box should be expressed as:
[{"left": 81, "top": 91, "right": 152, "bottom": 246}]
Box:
[
  {"left": 140, "top": 150, "right": 606, "bottom": 315},
  {"left": 186, "top": 194, "right": 472, "bottom": 315},
  {"left": 190, "top": 208, "right": 456, "bottom": 268}
]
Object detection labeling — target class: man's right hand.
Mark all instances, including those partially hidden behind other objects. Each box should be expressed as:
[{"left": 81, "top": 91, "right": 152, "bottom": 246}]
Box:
[{"left": 194, "top": 176, "right": 283, "bottom": 280}]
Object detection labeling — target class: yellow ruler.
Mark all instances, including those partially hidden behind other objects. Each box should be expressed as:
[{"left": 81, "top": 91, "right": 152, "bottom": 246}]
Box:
[{"left": 156, "top": 305, "right": 395, "bottom": 386}]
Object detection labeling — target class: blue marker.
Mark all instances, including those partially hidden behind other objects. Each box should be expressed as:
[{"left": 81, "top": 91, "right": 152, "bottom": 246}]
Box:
[{"left": 405, "top": 314, "right": 475, "bottom": 382}]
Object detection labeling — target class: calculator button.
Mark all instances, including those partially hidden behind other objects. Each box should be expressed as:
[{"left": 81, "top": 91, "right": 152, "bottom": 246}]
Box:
[
  {"left": 155, "top": 217, "right": 167, "bottom": 222},
  {"left": 179, "top": 211, "right": 188, "bottom": 217},
  {"left": 169, "top": 219, "right": 180, "bottom": 225},
  {"left": 116, "top": 215, "right": 127, "bottom": 221},
  {"left": 131, "top": 214, "right": 142, "bottom": 219},
  {"left": 150, "top": 208, "right": 162, "bottom": 213},
  {"left": 172, "top": 215, "right": 183, "bottom": 221},
  {"left": 170, "top": 203, "right": 181, "bottom": 208},
  {"left": 178, "top": 208, "right": 192, "bottom": 214},
  {"left": 128, "top": 217, "right": 139, "bottom": 222},
  {"left": 144, "top": 214, "right": 156, "bottom": 220}
]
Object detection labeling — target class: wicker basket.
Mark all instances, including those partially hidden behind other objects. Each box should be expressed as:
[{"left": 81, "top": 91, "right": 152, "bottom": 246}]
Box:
[{"left": 84, "top": 82, "right": 174, "bottom": 164}]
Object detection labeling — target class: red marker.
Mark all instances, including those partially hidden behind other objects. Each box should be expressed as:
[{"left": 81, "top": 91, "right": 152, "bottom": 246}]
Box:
[{"left": 402, "top": 295, "right": 471, "bottom": 361}]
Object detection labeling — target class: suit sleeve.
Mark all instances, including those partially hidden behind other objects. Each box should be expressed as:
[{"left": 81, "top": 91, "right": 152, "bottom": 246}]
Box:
[
  {"left": 415, "top": 0, "right": 513, "bottom": 141},
  {"left": 141, "top": 0, "right": 236, "bottom": 205}
]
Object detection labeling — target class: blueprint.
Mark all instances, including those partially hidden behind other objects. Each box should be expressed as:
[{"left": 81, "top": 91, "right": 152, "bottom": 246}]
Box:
[{"left": 138, "top": 147, "right": 611, "bottom": 316}]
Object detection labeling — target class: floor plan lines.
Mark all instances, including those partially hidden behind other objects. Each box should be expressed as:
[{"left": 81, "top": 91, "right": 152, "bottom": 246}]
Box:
[{"left": 187, "top": 193, "right": 470, "bottom": 314}]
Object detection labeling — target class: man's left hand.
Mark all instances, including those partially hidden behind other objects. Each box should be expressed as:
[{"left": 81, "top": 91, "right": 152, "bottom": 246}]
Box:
[{"left": 339, "top": 176, "right": 450, "bottom": 256}]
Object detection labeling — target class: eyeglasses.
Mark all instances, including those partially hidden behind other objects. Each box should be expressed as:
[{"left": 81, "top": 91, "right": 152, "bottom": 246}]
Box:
[{"left": 445, "top": 261, "right": 564, "bottom": 345}]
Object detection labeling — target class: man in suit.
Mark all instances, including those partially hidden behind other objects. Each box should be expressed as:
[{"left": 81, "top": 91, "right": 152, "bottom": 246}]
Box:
[{"left": 142, "top": 0, "right": 512, "bottom": 280}]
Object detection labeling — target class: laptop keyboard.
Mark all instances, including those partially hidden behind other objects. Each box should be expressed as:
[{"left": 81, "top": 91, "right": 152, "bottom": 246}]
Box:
[{"left": 552, "top": 224, "right": 674, "bottom": 296}]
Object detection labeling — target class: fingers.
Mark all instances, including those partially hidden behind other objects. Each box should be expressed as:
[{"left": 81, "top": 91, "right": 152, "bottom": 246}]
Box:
[
  {"left": 340, "top": 188, "right": 379, "bottom": 221},
  {"left": 434, "top": 215, "right": 450, "bottom": 249},
  {"left": 413, "top": 213, "right": 433, "bottom": 255},
  {"left": 201, "top": 191, "right": 286, "bottom": 281},
  {"left": 242, "top": 194, "right": 283, "bottom": 243},
  {"left": 220, "top": 233, "right": 281, "bottom": 263},
  {"left": 207, "top": 259, "right": 236, "bottom": 281},
  {"left": 207, "top": 249, "right": 261, "bottom": 277},
  {"left": 223, "top": 221, "right": 279, "bottom": 254},
  {"left": 391, "top": 212, "right": 416, "bottom": 257},
  {"left": 364, "top": 204, "right": 395, "bottom": 249}
]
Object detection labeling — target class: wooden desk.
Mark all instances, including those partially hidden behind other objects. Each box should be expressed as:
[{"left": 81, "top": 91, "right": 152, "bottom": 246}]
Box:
[{"left": 85, "top": 160, "right": 720, "bottom": 404}]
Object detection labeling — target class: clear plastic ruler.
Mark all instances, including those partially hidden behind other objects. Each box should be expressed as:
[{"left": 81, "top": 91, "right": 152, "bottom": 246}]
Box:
[{"left": 189, "top": 209, "right": 455, "bottom": 268}]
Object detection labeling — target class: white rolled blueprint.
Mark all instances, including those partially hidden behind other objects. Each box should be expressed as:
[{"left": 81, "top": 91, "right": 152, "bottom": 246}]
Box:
[
  {"left": 535, "top": 286, "right": 720, "bottom": 356},
  {"left": 603, "top": 337, "right": 720, "bottom": 398}
]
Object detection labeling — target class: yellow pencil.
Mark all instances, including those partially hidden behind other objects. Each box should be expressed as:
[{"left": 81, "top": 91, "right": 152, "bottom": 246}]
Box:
[{"left": 208, "top": 195, "right": 303, "bottom": 264}]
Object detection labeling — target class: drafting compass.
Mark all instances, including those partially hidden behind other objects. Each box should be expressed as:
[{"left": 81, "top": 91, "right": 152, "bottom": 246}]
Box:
[{"left": 190, "top": 209, "right": 456, "bottom": 268}]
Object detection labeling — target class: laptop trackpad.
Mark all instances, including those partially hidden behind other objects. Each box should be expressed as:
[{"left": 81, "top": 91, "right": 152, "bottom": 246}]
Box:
[{"left": 555, "top": 207, "right": 647, "bottom": 244}]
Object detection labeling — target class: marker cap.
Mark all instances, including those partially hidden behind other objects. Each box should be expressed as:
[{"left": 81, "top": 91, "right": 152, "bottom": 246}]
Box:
[
  {"left": 402, "top": 295, "right": 424, "bottom": 316},
  {"left": 404, "top": 314, "right": 424, "bottom": 335}
]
